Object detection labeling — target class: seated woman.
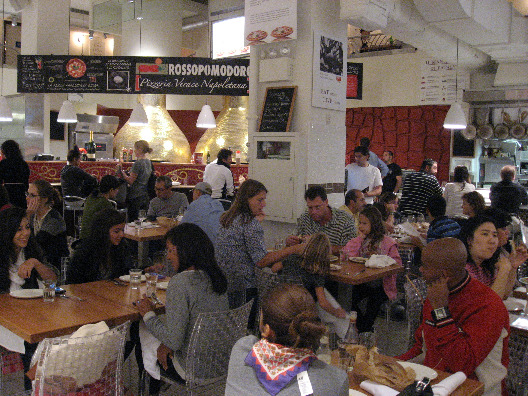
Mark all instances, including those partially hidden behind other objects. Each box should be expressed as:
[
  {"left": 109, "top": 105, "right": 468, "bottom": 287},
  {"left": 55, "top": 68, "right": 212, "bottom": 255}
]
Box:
[
  {"left": 68, "top": 208, "right": 131, "bottom": 284},
  {"left": 0, "top": 207, "right": 57, "bottom": 390},
  {"left": 26, "top": 180, "right": 69, "bottom": 271},
  {"left": 461, "top": 191, "right": 486, "bottom": 219},
  {"left": 137, "top": 223, "right": 229, "bottom": 391},
  {"left": 225, "top": 283, "right": 348, "bottom": 395},
  {"left": 443, "top": 165, "right": 475, "bottom": 218},
  {"left": 79, "top": 175, "right": 121, "bottom": 240},
  {"left": 460, "top": 214, "right": 525, "bottom": 299},
  {"left": 281, "top": 233, "right": 350, "bottom": 338},
  {"left": 342, "top": 205, "right": 402, "bottom": 333}
]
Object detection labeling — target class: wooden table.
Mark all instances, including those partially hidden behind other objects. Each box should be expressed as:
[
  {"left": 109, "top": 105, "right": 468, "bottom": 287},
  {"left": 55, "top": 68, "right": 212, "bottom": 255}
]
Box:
[
  {"left": 0, "top": 280, "right": 166, "bottom": 344},
  {"left": 124, "top": 222, "right": 173, "bottom": 267},
  {"left": 329, "top": 260, "right": 403, "bottom": 285}
]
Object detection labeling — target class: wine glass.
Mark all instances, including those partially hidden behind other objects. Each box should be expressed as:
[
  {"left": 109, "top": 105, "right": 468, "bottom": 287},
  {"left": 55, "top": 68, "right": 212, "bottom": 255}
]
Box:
[
  {"left": 138, "top": 210, "right": 147, "bottom": 227},
  {"left": 519, "top": 277, "right": 528, "bottom": 316}
]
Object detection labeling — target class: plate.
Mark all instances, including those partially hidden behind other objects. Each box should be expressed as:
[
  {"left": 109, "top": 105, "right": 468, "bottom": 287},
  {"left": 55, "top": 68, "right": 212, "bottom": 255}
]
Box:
[
  {"left": 157, "top": 281, "right": 169, "bottom": 290},
  {"left": 172, "top": 181, "right": 181, "bottom": 186},
  {"left": 330, "top": 264, "right": 342, "bottom": 271},
  {"left": 329, "top": 255, "right": 339, "bottom": 262},
  {"left": 10, "top": 289, "right": 44, "bottom": 299},
  {"left": 349, "top": 390, "right": 365, "bottom": 396},
  {"left": 119, "top": 275, "right": 147, "bottom": 282},
  {"left": 398, "top": 361, "right": 438, "bottom": 380},
  {"left": 349, "top": 257, "right": 368, "bottom": 263}
]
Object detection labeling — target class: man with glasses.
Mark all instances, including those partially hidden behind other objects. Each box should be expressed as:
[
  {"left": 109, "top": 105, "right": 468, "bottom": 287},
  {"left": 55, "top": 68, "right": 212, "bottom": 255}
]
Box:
[{"left": 147, "top": 175, "right": 188, "bottom": 220}]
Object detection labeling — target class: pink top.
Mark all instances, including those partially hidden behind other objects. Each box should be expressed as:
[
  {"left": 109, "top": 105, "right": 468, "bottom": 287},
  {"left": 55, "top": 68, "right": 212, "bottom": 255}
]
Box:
[
  {"left": 343, "top": 235, "right": 402, "bottom": 300},
  {"left": 465, "top": 261, "right": 495, "bottom": 287}
]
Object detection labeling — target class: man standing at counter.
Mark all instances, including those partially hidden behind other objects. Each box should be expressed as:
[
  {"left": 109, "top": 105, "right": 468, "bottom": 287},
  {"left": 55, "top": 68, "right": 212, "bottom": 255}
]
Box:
[
  {"left": 398, "top": 159, "right": 442, "bottom": 216},
  {"left": 490, "top": 165, "right": 528, "bottom": 215},
  {"left": 203, "top": 148, "right": 234, "bottom": 207}
]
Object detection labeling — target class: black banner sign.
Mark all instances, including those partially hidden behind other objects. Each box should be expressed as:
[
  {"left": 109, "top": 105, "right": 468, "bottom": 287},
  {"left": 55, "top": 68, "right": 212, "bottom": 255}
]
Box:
[{"left": 17, "top": 55, "right": 250, "bottom": 96}]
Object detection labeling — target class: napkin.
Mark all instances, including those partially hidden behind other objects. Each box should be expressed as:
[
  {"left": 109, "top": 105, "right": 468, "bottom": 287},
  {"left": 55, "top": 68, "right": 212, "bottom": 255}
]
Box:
[
  {"left": 431, "top": 372, "right": 466, "bottom": 396},
  {"left": 360, "top": 380, "right": 399, "bottom": 396},
  {"left": 366, "top": 255, "right": 397, "bottom": 268}
]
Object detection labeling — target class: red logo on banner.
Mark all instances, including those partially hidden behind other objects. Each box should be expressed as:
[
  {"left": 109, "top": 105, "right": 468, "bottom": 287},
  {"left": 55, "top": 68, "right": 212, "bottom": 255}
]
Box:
[{"left": 139, "top": 64, "right": 159, "bottom": 73}]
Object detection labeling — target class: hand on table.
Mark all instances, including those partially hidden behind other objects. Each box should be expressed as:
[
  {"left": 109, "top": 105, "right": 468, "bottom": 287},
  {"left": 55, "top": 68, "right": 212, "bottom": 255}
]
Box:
[
  {"left": 136, "top": 295, "right": 155, "bottom": 316},
  {"left": 427, "top": 276, "right": 449, "bottom": 309},
  {"left": 18, "top": 258, "right": 40, "bottom": 279},
  {"left": 285, "top": 235, "right": 303, "bottom": 246},
  {"left": 156, "top": 343, "right": 174, "bottom": 370}
]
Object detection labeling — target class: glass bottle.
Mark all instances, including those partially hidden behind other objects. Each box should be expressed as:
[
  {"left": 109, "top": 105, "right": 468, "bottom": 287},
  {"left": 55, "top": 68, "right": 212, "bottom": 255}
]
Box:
[
  {"left": 342, "top": 311, "right": 359, "bottom": 345},
  {"left": 317, "top": 335, "right": 331, "bottom": 364},
  {"left": 206, "top": 151, "right": 211, "bottom": 164},
  {"left": 86, "top": 131, "right": 96, "bottom": 161}
]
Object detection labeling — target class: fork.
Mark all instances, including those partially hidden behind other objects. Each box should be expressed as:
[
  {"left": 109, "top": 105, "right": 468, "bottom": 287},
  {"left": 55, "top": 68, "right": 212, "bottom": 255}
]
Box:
[{"left": 60, "top": 294, "right": 85, "bottom": 302}]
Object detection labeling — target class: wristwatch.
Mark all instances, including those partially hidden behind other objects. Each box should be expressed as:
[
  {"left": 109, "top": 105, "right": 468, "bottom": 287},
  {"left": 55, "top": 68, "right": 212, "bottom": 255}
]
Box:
[{"left": 431, "top": 306, "right": 451, "bottom": 321}]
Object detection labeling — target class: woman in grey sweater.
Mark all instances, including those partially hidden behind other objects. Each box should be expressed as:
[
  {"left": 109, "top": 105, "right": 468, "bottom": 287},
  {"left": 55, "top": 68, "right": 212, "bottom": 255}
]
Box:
[
  {"left": 225, "top": 284, "right": 348, "bottom": 396},
  {"left": 137, "top": 223, "right": 229, "bottom": 392}
]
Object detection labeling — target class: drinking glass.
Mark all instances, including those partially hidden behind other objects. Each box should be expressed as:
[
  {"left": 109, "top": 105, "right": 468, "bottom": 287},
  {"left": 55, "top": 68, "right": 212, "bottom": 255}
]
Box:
[
  {"left": 339, "top": 249, "right": 348, "bottom": 264},
  {"left": 129, "top": 268, "right": 142, "bottom": 290},
  {"left": 359, "top": 332, "right": 377, "bottom": 350},
  {"left": 138, "top": 210, "right": 147, "bottom": 227},
  {"left": 145, "top": 272, "right": 158, "bottom": 298},
  {"left": 43, "top": 279, "right": 55, "bottom": 302},
  {"left": 274, "top": 238, "right": 284, "bottom": 251}
]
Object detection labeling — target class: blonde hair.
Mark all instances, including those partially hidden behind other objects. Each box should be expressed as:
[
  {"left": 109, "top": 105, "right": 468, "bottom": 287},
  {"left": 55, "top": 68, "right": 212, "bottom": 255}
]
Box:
[
  {"left": 301, "top": 233, "right": 330, "bottom": 276},
  {"left": 134, "top": 140, "right": 153, "bottom": 154}
]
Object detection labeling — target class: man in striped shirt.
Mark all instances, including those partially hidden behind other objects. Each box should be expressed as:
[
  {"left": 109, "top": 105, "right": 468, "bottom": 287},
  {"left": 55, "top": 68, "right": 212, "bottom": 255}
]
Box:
[
  {"left": 398, "top": 159, "right": 443, "bottom": 216},
  {"left": 286, "top": 185, "right": 356, "bottom": 254}
]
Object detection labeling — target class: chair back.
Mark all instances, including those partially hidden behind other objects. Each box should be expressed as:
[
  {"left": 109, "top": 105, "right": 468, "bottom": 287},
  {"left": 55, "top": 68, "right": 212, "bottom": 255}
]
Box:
[
  {"left": 403, "top": 277, "right": 427, "bottom": 349},
  {"left": 62, "top": 196, "right": 86, "bottom": 212},
  {"left": 33, "top": 321, "right": 130, "bottom": 396},
  {"left": 507, "top": 331, "right": 528, "bottom": 395},
  {"left": 183, "top": 299, "right": 253, "bottom": 392}
]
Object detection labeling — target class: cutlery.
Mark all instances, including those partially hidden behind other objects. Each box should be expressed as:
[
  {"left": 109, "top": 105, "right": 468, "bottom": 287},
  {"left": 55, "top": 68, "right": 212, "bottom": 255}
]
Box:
[
  {"left": 351, "top": 268, "right": 366, "bottom": 277},
  {"left": 60, "top": 294, "right": 86, "bottom": 302},
  {"left": 112, "top": 279, "right": 127, "bottom": 287},
  {"left": 150, "top": 294, "right": 163, "bottom": 305}
]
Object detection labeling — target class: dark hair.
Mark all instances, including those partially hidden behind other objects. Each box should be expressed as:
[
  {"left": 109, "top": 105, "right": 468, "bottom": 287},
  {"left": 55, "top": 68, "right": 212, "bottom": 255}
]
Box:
[
  {"left": 304, "top": 185, "right": 327, "bottom": 201},
  {"left": 217, "top": 148, "right": 233, "bottom": 162},
  {"left": 220, "top": 179, "right": 267, "bottom": 228},
  {"left": 360, "top": 205, "right": 385, "bottom": 250},
  {"left": 379, "top": 192, "right": 397, "bottom": 204},
  {"left": 483, "top": 208, "right": 512, "bottom": 230},
  {"left": 353, "top": 145, "right": 369, "bottom": 156},
  {"left": 459, "top": 215, "right": 500, "bottom": 278},
  {"left": 261, "top": 284, "right": 326, "bottom": 351},
  {"left": 165, "top": 223, "right": 227, "bottom": 294},
  {"left": 427, "top": 195, "right": 446, "bottom": 218},
  {"left": 0, "top": 185, "right": 10, "bottom": 208},
  {"left": 462, "top": 191, "right": 485, "bottom": 216},
  {"left": 67, "top": 146, "right": 81, "bottom": 162},
  {"left": 345, "top": 189, "right": 361, "bottom": 206},
  {"left": 0, "top": 207, "right": 43, "bottom": 293},
  {"left": 98, "top": 175, "right": 121, "bottom": 195},
  {"left": 156, "top": 175, "right": 172, "bottom": 189},
  {"left": 359, "top": 137, "right": 370, "bottom": 148},
  {"left": 32, "top": 180, "right": 61, "bottom": 207},
  {"left": 384, "top": 150, "right": 393, "bottom": 158},
  {"left": 420, "top": 159, "right": 436, "bottom": 171},
  {"left": 453, "top": 165, "right": 469, "bottom": 184},
  {"left": 1, "top": 140, "right": 23, "bottom": 161},
  {"left": 373, "top": 202, "right": 389, "bottom": 221}
]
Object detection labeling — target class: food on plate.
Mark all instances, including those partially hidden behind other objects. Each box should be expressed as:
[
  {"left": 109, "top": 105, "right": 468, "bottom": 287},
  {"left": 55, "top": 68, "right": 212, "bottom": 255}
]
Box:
[
  {"left": 348, "top": 345, "right": 415, "bottom": 392},
  {"left": 246, "top": 30, "right": 268, "bottom": 41},
  {"left": 329, "top": 264, "right": 342, "bottom": 271},
  {"left": 329, "top": 255, "right": 339, "bottom": 262},
  {"left": 349, "top": 256, "right": 368, "bottom": 263},
  {"left": 66, "top": 58, "right": 87, "bottom": 78},
  {"left": 271, "top": 26, "right": 293, "bottom": 38}
]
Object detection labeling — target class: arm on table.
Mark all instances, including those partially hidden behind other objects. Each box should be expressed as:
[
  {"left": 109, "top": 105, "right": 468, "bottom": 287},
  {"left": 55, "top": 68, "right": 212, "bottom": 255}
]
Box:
[{"left": 256, "top": 243, "right": 306, "bottom": 268}]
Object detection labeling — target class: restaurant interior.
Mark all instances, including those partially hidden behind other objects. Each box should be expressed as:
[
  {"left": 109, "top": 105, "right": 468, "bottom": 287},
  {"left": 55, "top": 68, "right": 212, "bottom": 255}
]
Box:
[{"left": 1, "top": 0, "right": 528, "bottom": 394}]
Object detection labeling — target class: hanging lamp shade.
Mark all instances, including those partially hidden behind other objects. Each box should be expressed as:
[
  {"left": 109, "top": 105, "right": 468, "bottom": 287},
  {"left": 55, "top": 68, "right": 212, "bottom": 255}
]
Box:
[
  {"left": 128, "top": 102, "right": 149, "bottom": 126},
  {"left": 443, "top": 102, "right": 467, "bottom": 129},
  {"left": 57, "top": 100, "right": 77, "bottom": 123},
  {"left": 0, "top": 96, "right": 12, "bottom": 122},
  {"left": 196, "top": 104, "right": 216, "bottom": 128}
]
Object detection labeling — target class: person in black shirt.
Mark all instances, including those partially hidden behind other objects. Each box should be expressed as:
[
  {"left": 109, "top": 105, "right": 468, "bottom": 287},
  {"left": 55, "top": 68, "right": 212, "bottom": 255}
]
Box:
[
  {"left": 381, "top": 150, "right": 402, "bottom": 193},
  {"left": 490, "top": 165, "right": 528, "bottom": 215},
  {"left": 0, "top": 140, "right": 30, "bottom": 208},
  {"left": 60, "top": 146, "right": 97, "bottom": 198}
]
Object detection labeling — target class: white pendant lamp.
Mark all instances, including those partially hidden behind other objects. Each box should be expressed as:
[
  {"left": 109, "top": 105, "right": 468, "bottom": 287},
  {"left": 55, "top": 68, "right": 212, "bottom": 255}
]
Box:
[
  {"left": 128, "top": 102, "right": 148, "bottom": 126},
  {"left": 57, "top": 100, "right": 77, "bottom": 123},
  {"left": 196, "top": 104, "right": 216, "bottom": 128},
  {"left": 443, "top": 39, "right": 467, "bottom": 130}
]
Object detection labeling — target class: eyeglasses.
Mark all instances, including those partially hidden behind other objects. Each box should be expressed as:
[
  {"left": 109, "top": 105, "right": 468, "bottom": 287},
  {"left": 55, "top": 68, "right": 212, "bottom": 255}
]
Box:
[
  {"left": 154, "top": 187, "right": 169, "bottom": 192},
  {"left": 25, "top": 192, "right": 40, "bottom": 198}
]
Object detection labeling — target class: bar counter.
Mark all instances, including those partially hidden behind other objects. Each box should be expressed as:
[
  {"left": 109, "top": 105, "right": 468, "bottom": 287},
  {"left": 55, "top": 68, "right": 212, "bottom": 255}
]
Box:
[{"left": 28, "top": 160, "right": 248, "bottom": 186}]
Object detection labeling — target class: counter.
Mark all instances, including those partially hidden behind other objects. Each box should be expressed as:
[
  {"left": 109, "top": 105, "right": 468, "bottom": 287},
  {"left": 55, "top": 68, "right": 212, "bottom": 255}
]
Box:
[{"left": 28, "top": 161, "right": 248, "bottom": 186}]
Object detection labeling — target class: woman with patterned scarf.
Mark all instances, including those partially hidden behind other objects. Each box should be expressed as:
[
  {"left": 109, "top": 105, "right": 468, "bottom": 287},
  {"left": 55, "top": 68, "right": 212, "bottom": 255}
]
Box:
[{"left": 225, "top": 283, "right": 348, "bottom": 395}]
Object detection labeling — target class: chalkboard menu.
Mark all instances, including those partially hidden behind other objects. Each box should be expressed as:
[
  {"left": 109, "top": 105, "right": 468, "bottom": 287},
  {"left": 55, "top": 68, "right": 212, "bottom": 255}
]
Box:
[{"left": 258, "top": 86, "right": 297, "bottom": 132}]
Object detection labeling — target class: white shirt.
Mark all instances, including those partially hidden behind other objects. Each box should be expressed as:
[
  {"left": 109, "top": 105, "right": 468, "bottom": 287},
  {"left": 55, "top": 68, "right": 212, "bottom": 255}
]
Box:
[
  {"left": 443, "top": 182, "right": 475, "bottom": 218},
  {"left": 345, "top": 163, "right": 382, "bottom": 204},
  {"left": 9, "top": 250, "right": 26, "bottom": 292},
  {"left": 203, "top": 162, "right": 234, "bottom": 199}
]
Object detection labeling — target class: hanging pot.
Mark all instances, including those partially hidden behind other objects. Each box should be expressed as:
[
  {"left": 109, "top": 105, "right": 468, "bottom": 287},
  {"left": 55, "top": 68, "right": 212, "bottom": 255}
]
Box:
[
  {"left": 476, "top": 107, "right": 493, "bottom": 139},
  {"left": 510, "top": 109, "right": 527, "bottom": 139},
  {"left": 461, "top": 107, "right": 477, "bottom": 139},
  {"left": 494, "top": 109, "right": 511, "bottom": 139}
]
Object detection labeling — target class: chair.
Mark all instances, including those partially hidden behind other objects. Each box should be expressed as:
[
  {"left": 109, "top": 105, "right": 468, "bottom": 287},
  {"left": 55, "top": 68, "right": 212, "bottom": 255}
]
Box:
[
  {"left": 507, "top": 332, "right": 528, "bottom": 395},
  {"left": 139, "top": 299, "right": 253, "bottom": 396},
  {"left": 62, "top": 196, "right": 85, "bottom": 239},
  {"left": 32, "top": 321, "right": 130, "bottom": 396},
  {"left": 403, "top": 276, "right": 427, "bottom": 349}
]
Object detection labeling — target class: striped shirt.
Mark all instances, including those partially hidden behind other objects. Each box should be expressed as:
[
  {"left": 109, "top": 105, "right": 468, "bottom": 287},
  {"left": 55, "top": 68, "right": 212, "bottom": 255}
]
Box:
[
  {"left": 296, "top": 207, "right": 356, "bottom": 246},
  {"left": 426, "top": 216, "right": 461, "bottom": 243},
  {"left": 398, "top": 171, "right": 442, "bottom": 215}
]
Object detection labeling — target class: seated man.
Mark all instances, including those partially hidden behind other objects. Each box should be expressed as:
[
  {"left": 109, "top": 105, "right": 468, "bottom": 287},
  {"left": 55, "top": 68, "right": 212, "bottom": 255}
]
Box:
[
  {"left": 399, "top": 238, "right": 509, "bottom": 395},
  {"left": 147, "top": 175, "right": 188, "bottom": 220},
  {"left": 180, "top": 182, "right": 224, "bottom": 244},
  {"left": 490, "top": 165, "right": 528, "bottom": 215},
  {"left": 424, "top": 195, "right": 461, "bottom": 243},
  {"left": 339, "top": 189, "right": 366, "bottom": 231},
  {"left": 286, "top": 185, "right": 356, "bottom": 254}
]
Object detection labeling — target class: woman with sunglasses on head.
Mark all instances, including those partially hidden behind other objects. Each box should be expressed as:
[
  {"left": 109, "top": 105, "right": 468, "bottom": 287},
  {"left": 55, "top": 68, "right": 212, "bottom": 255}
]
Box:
[{"left": 26, "top": 180, "right": 69, "bottom": 271}]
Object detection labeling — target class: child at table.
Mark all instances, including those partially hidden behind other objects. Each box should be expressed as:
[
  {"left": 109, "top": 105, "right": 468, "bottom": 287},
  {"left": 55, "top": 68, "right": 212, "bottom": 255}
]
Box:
[
  {"left": 342, "top": 205, "right": 402, "bottom": 333},
  {"left": 281, "top": 233, "right": 351, "bottom": 338}
]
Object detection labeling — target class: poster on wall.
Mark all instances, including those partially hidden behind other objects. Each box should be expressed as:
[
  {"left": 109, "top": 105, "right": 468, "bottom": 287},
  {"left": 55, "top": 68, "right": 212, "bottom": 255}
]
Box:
[
  {"left": 18, "top": 55, "right": 250, "bottom": 96},
  {"left": 312, "top": 31, "right": 346, "bottom": 111},
  {"left": 244, "top": 0, "right": 297, "bottom": 46},
  {"left": 419, "top": 58, "right": 469, "bottom": 104},
  {"left": 346, "top": 62, "right": 363, "bottom": 100}
]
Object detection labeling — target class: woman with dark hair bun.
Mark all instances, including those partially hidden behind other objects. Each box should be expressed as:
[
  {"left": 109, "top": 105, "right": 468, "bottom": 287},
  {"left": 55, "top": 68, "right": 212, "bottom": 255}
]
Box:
[
  {"left": 26, "top": 180, "right": 69, "bottom": 270},
  {"left": 225, "top": 283, "right": 348, "bottom": 395},
  {"left": 60, "top": 145, "right": 98, "bottom": 198},
  {"left": 444, "top": 165, "right": 475, "bottom": 218},
  {"left": 0, "top": 139, "right": 30, "bottom": 208}
]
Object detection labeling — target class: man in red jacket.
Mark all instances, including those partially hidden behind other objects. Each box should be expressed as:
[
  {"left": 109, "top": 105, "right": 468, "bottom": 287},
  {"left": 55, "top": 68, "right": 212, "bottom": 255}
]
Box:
[{"left": 399, "top": 238, "right": 509, "bottom": 395}]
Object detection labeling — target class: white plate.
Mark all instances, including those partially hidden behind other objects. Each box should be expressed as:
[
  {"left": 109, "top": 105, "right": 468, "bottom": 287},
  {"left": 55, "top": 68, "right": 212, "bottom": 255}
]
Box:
[
  {"left": 504, "top": 298, "right": 526, "bottom": 312},
  {"left": 349, "top": 257, "right": 368, "bottom": 263},
  {"left": 349, "top": 390, "right": 364, "bottom": 396},
  {"left": 330, "top": 264, "right": 342, "bottom": 271},
  {"left": 119, "top": 275, "right": 147, "bottom": 282},
  {"left": 157, "top": 281, "right": 169, "bottom": 290},
  {"left": 10, "top": 289, "right": 44, "bottom": 299},
  {"left": 329, "top": 255, "right": 339, "bottom": 262},
  {"left": 398, "top": 361, "right": 438, "bottom": 380}
]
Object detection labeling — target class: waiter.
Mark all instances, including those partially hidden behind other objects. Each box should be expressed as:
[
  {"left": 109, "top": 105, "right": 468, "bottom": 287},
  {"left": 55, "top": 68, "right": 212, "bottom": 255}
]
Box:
[{"left": 203, "top": 148, "right": 234, "bottom": 209}]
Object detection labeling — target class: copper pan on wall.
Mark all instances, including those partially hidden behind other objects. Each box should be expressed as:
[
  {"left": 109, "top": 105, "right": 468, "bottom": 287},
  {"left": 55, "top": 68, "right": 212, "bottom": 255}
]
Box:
[
  {"left": 476, "top": 107, "right": 493, "bottom": 139},
  {"left": 510, "top": 109, "right": 527, "bottom": 139},
  {"left": 461, "top": 108, "right": 476, "bottom": 140},
  {"left": 494, "top": 109, "right": 510, "bottom": 140}
]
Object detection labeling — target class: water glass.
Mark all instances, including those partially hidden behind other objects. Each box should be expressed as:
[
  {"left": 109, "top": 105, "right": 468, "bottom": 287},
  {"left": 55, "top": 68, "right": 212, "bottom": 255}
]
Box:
[
  {"left": 274, "top": 238, "right": 284, "bottom": 251},
  {"left": 145, "top": 272, "right": 158, "bottom": 298},
  {"left": 129, "top": 268, "right": 142, "bottom": 290},
  {"left": 43, "top": 280, "right": 55, "bottom": 302},
  {"left": 339, "top": 249, "right": 348, "bottom": 264},
  {"left": 359, "top": 332, "right": 377, "bottom": 350}
]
